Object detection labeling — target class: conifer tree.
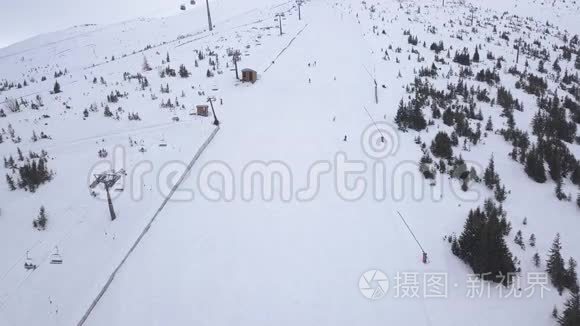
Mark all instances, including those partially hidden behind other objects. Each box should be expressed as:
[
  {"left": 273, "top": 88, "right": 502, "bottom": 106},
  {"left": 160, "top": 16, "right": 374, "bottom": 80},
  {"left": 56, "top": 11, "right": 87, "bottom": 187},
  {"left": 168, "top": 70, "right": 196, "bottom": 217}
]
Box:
[
  {"left": 473, "top": 46, "right": 480, "bottom": 63},
  {"left": 525, "top": 146, "right": 547, "bottom": 183},
  {"left": 484, "top": 155, "right": 498, "bottom": 189},
  {"left": 533, "top": 252, "right": 541, "bottom": 267},
  {"left": 178, "top": 64, "right": 190, "bottom": 78},
  {"left": 566, "top": 258, "right": 579, "bottom": 294},
  {"left": 104, "top": 106, "right": 113, "bottom": 117},
  {"left": 514, "top": 230, "right": 525, "bottom": 249},
  {"left": 142, "top": 56, "right": 152, "bottom": 71},
  {"left": 430, "top": 131, "right": 453, "bottom": 159},
  {"left": 456, "top": 208, "right": 485, "bottom": 264},
  {"left": 442, "top": 107, "right": 454, "bottom": 126},
  {"left": 34, "top": 206, "right": 48, "bottom": 230},
  {"left": 6, "top": 174, "right": 16, "bottom": 191},
  {"left": 553, "top": 58, "right": 562, "bottom": 73},
  {"left": 571, "top": 165, "right": 580, "bottom": 185},
  {"left": 547, "top": 234, "right": 567, "bottom": 295},
  {"left": 558, "top": 293, "right": 580, "bottom": 326},
  {"left": 53, "top": 81, "right": 61, "bottom": 94},
  {"left": 485, "top": 116, "right": 493, "bottom": 131},
  {"left": 555, "top": 177, "right": 567, "bottom": 201},
  {"left": 453, "top": 200, "right": 515, "bottom": 285},
  {"left": 494, "top": 182, "right": 507, "bottom": 202},
  {"left": 476, "top": 206, "right": 516, "bottom": 285}
]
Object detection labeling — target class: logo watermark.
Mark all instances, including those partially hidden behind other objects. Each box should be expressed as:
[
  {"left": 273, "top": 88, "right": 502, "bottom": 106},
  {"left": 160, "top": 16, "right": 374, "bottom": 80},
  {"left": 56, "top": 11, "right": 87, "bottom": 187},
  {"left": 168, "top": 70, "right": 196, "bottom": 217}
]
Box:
[
  {"left": 357, "top": 270, "right": 551, "bottom": 300},
  {"left": 359, "top": 269, "right": 390, "bottom": 300}
]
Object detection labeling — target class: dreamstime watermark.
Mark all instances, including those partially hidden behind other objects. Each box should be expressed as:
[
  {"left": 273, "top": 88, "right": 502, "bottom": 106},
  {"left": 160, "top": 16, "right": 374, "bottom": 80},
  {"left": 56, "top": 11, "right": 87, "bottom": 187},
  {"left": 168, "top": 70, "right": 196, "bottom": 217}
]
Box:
[
  {"left": 358, "top": 269, "right": 551, "bottom": 300},
  {"left": 87, "top": 122, "right": 484, "bottom": 203}
]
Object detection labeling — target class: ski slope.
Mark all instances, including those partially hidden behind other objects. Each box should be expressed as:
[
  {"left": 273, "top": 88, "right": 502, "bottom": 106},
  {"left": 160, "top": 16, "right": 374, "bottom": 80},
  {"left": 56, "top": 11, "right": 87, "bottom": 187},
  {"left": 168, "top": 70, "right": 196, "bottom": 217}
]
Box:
[{"left": 84, "top": 1, "right": 577, "bottom": 325}]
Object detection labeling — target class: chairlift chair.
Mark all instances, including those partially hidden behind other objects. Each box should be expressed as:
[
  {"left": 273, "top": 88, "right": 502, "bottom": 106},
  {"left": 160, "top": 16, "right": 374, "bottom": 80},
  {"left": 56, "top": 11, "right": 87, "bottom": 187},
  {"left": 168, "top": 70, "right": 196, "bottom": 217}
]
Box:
[
  {"left": 50, "top": 247, "right": 63, "bottom": 265},
  {"left": 24, "top": 251, "right": 37, "bottom": 270}
]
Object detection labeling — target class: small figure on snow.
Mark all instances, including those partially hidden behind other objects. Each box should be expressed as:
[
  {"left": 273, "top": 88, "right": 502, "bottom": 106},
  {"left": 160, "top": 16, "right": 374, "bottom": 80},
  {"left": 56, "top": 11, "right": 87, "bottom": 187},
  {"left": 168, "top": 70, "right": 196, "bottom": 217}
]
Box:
[{"left": 343, "top": 135, "right": 348, "bottom": 142}]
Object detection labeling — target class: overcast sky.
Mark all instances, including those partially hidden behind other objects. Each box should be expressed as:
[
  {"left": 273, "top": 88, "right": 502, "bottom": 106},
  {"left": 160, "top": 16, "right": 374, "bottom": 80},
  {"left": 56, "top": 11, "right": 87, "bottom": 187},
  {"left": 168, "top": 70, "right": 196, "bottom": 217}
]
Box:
[{"left": 0, "top": 0, "right": 186, "bottom": 48}]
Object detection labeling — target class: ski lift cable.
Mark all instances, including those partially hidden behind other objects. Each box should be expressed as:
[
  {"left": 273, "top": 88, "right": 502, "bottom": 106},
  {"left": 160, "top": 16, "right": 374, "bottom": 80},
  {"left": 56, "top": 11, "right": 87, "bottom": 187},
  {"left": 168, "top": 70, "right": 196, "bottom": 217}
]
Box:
[
  {"left": 396, "top": 211, "right": 426, "bottom": 254},
  {"left": 362, "top": 106, "right": 385, "bottom": 140},
  {"left": 361, "top": 64, "right": 376, "bottom": 83},
  {"left": 0, "top": 238, "right": 44, "bottom": 282},
  {"left": 0, "top": 209, "right": 90, "bottom": 312}
]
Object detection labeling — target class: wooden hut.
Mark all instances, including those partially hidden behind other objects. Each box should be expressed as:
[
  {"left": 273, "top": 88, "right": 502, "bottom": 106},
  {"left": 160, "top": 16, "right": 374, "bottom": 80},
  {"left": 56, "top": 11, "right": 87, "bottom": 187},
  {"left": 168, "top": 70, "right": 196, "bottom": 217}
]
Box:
[
  {"left": 196, "top": 104, "right": 209, "bottom": 117},
  {"left": 241, "top": 68, "right": 258, "bottom": 83}
]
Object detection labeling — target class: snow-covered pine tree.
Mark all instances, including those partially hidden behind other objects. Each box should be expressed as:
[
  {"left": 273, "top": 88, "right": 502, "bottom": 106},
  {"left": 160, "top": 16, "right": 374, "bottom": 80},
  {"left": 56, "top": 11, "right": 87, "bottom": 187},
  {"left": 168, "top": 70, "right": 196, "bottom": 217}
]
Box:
[
  {"left": 178, "top": 65, "right": 190, "bottom": 78},
  {"left": 533, "top": 252, "right": 541, "bottom": 267},
  {"left": 485, "top": 116, "right": 493, "bottom": 131},
  {"left": 142, "top": 56, "right": 152, "bottom": 71},
  {"left": 547, "top": 234, "right": 567, "bottom": 295},
  {"left": 555, "top": 177, "right": 567, "bottom": 201},
  {"left": 565, "top": 258, "right": 579, "bottom": 294},
  {"left": 34, "top": 206, "right": 48, "bottom": 230},
  {"left": 514, "top": 230, "right": 525, "bottom": 249},
  {"left": 494, "top": 181, "right": 507, "bottom": 202},
  {"left": 453, "top": 200, "right": 515, "bottom": 285},
  {"left": 525, "top": 146, "right": 547, "bottom": 183},
  {"left": 430, "top": 131, "right": 453, "bottom": 159},
  {"left": 6, "top": 174, "right": 16, "bottom": 191},
  {"left": 53, "top": 81, "right": 61, "bottom": 94},
  {"left": 558, "top": 293, "right": 580, "bottom": 325},
  {"left": 483, "top": 155, "right": 498, "bottom": 189},
  {"left": 473, "top": 46, "right": 480, "bottom": 63}
]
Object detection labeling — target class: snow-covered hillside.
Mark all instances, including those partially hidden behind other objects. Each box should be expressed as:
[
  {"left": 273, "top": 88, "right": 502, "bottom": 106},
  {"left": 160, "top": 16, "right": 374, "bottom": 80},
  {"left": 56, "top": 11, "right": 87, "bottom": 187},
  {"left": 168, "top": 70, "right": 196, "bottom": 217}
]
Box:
[{"left": 0, "top": 0, "right": 579, "bottom": 325}]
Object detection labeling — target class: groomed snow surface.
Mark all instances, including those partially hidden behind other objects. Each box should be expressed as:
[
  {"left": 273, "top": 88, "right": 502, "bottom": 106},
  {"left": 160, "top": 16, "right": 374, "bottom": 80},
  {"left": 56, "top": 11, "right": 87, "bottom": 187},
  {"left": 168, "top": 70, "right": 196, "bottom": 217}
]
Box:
[{"left": 0, "top": 0, "right": 579, "bottom": 325}]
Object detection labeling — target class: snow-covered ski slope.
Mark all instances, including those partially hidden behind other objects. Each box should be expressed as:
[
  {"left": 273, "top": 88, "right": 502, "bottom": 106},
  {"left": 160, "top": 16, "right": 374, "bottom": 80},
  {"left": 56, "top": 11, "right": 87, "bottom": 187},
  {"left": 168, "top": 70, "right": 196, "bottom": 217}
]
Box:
[{"left": 0, "top": 0, "right": 579, "bottom": 325}]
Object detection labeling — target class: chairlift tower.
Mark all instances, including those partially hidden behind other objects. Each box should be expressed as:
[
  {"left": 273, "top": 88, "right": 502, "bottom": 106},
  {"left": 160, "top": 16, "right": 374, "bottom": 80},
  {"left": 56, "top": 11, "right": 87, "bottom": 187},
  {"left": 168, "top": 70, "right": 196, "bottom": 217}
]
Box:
[
  {"left": 207, "top": 96, "right": 220, "bottom": 126},
  {"left": 275, "top": 13, "right": 284, "bottom": 35},
  {"left": 232, "top": 50, "right": 241, "bottom": 80},
  {"left": 297, "top": 0, "right": 303, "bottom": 20},
  {"left": 89, "top": 170, "right": 124, "bottom": 221},
  {"left": 205, "top": 0, "right": 213, "bottom": 31}
]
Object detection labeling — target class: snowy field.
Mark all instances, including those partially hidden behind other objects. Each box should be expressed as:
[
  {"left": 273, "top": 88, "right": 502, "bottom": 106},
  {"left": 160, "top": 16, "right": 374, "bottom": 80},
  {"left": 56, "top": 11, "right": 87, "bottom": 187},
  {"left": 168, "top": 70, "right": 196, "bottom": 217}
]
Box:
[{"left": 0, "top": 0, "right": 580, "bottom": 325}]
